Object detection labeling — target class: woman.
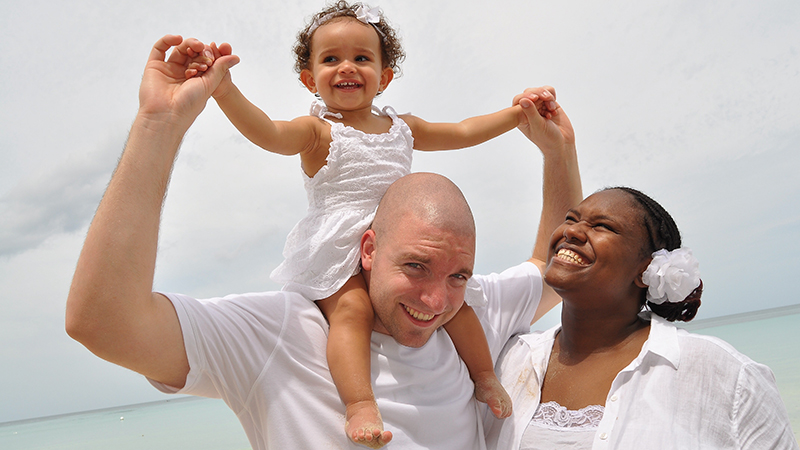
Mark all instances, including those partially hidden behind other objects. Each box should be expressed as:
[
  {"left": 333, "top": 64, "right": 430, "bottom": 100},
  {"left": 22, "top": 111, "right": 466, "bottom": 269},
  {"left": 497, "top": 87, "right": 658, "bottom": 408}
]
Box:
[{"left": 485, "top": 187, "right": 798, "bottom": 449}]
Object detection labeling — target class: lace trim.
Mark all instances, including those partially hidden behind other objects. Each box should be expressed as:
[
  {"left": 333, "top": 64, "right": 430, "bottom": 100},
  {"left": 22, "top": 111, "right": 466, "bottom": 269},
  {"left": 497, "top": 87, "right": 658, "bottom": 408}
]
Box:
[{"left": 531, "top": 401, "right": 604, "bottom": 430}]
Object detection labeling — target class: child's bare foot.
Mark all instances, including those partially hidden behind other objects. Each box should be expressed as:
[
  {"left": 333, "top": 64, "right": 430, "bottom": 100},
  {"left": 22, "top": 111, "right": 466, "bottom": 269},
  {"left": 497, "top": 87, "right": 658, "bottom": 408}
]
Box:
[
  {"left": 345, "top": 400, "right": 392, "bottom": 448},
  {"left": 474, "top": 371, "right": 513, "bottom": 418}
]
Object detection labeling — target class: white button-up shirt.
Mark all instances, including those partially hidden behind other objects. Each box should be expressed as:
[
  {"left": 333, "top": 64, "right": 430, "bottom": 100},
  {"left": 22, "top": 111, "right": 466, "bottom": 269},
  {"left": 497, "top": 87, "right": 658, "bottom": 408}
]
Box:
[{"left": 485, "top": 313, "right": 798, "bottom": 449}]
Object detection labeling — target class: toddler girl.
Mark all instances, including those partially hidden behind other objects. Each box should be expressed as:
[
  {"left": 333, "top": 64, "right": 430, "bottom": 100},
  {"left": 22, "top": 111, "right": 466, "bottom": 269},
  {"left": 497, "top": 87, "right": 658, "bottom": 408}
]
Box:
[{"left": 191, "top": 2, "right": 554, "bottom": 447}]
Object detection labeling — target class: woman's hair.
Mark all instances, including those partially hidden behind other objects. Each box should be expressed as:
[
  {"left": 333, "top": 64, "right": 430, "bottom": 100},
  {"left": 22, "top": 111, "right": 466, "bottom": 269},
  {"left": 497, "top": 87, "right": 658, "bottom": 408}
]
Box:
[
  {"left": 293, "top": 1, "right": 406, "bottom": 76},
  {"left": 606, "top": 187, "right": 703, "bottom": 322}
]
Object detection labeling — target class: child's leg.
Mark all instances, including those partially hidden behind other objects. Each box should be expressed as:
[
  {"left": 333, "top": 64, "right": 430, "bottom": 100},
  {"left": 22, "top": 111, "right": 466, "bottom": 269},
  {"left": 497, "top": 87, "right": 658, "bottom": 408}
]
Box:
[
  {"left": 443, "top": 305, "right": 512, "bottom": 419},
  {"left": 316, "top": 274, "right": 392, "bottom": 448}
]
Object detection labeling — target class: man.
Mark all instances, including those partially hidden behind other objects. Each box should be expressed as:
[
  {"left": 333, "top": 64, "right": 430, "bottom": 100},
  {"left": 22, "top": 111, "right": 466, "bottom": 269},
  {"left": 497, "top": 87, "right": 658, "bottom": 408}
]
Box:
[{"left": 66, "top": 36, "right": 581, "bottom": 449}]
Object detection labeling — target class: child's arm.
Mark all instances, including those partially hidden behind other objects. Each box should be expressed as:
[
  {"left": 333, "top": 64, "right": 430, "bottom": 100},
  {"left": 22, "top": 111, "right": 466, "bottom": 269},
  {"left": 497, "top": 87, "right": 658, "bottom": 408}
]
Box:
[
  {"left": 401, "top": 89, "right": 555, "bottom": 151},
  {"left": 204, "top": 43, "right": 324, "bottom": 158},
  {"left": 401, "top": 106, "right": 521, "bottom": 151}
]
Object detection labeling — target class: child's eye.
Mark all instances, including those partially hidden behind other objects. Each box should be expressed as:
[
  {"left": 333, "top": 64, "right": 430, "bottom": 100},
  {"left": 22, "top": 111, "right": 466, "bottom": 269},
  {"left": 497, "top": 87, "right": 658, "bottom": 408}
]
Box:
[
  {"left": 323, "top": 56, "right": 338, "bottom": 63},
  {"left": 355, "top": 55, "right": 370, "bottom": 62}
]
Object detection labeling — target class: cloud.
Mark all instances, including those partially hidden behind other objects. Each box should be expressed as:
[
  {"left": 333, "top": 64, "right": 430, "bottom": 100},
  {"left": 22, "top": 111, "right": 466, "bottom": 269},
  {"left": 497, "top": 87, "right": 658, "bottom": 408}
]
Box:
[{"left": 0, "top": 142, "right": 122, "bottom": 257}]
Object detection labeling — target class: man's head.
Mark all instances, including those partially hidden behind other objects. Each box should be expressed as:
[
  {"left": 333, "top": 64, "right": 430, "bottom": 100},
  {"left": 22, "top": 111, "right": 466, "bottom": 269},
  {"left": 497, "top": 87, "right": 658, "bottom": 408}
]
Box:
[{"left": 360, "top": 173, "right": 476, "bottom": 347}]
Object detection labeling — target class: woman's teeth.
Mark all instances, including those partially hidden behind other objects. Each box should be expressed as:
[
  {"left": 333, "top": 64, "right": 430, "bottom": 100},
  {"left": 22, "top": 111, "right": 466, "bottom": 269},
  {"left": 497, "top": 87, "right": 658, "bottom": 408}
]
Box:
[{"left": 557, "top": 248, "right": 587, "bottom": 265}]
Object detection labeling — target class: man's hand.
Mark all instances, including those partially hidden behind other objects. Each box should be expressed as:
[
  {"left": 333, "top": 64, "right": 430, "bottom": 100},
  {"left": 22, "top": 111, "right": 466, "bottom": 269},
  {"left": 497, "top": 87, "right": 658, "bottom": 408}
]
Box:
[
  {"left": 513, "top": 86, "right": 575, "bottom": 153},
  {"left": 138, "top": 35, "right": 239, "bottom": 131}
]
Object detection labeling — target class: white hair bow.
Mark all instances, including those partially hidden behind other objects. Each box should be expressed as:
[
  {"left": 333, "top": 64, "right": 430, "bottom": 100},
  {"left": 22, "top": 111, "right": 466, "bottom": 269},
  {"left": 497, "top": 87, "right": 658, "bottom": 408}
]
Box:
[
  {"left": 355, "top": 5, "right": 381, "bottom": 25},
  {"left": 308, "top": 4, "right": 383, "bottom": 36}
]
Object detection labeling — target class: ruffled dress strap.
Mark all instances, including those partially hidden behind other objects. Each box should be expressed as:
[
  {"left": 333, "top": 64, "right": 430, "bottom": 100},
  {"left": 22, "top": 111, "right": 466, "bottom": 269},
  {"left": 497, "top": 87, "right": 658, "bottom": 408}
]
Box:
[
  {"left": 379, "top": 105, "right": 400, "bottom": 119},
  {"left": 309, "top": 99, "right": 343, "bottom": 121}
]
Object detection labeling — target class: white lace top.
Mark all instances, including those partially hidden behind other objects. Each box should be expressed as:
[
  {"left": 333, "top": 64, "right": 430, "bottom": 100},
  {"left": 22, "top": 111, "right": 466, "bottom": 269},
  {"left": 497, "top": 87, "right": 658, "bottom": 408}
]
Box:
[{"left": 519, "top": 401, "right": 604, "bottom": 450}]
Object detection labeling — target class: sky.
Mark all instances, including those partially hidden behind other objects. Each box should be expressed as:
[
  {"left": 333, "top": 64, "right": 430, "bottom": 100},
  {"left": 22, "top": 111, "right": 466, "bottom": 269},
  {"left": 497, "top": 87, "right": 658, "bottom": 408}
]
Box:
[{"left": 1, "top": 0, "right": 798, "bottom": 424}]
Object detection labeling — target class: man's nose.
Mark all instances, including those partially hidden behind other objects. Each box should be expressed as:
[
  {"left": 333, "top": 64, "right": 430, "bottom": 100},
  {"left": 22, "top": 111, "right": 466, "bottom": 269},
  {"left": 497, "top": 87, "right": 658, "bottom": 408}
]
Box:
[{"left": 419, "top": 281, "right": 448, "bottom": 314}]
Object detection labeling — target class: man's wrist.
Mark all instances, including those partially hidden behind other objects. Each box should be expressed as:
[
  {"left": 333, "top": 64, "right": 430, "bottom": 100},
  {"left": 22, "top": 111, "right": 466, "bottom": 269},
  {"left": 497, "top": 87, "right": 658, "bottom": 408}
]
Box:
[
  {"left": 133, "top": 110, "right": 193, "bottom": 140},
  {"left": 126, "top": 113, "right": 189, "bottom": 164}
]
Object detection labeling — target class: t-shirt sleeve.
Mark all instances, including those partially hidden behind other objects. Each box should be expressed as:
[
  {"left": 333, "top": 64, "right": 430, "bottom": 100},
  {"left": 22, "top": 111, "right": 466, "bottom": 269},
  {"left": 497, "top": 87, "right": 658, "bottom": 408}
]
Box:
[
  {"left": 472, "top": 261, "right": 543, "bottom": 361},
  {"left": 148, "top": 291, "right": 294, "bottom": 412}
]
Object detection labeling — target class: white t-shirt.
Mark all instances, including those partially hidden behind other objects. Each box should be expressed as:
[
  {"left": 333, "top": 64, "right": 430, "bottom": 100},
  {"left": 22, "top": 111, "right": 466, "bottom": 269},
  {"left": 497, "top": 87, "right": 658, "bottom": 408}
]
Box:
[
  {"left": 151, "top": 261, "right": 543, "bottom": 450},
  {"left": 485, "top": 313, "right": 799, "bottom": 450}
]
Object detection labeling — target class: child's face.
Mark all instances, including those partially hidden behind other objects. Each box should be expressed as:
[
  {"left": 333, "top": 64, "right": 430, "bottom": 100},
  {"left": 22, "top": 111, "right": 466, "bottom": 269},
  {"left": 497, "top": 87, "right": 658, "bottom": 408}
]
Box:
[{"left": 300, "top": 17, "right": 394, "bottom": 113}]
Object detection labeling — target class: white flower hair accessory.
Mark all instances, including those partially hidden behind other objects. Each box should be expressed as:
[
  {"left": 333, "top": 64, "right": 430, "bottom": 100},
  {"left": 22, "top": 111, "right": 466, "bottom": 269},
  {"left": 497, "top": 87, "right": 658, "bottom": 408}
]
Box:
[
  {"left": 642, "top": 248, "right": 701, "bottom": 304},
  {"left": 308, "top": 4, "right": 384, "bottom": 37},
  {"left": 354, "top": 4, "right": 381, "bottom": 25}
]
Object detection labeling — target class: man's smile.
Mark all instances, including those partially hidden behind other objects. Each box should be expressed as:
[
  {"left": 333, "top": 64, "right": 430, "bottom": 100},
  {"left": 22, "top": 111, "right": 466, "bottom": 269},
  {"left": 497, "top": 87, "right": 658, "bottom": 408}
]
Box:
[{"left": 403, "top": 304, "right": 435, "bottom": 322}]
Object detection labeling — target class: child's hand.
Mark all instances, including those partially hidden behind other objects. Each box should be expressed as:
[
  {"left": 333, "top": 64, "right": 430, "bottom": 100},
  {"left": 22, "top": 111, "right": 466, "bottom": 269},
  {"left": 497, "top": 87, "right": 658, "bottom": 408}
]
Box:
[
  {"left": 137, "top": 35, "right": 239, "bottom": 128},
  {"left": 184, "top": 43, "right": 215, "bottom": 79},
  {"left": 206, "top": 42, "right": 236, "bottom": 98},
  {"left": 512, "top": 87, "right": 557, "bottom": 119},
  {"left": 514, "top": 86, "right": 575, "bottom": 152}
]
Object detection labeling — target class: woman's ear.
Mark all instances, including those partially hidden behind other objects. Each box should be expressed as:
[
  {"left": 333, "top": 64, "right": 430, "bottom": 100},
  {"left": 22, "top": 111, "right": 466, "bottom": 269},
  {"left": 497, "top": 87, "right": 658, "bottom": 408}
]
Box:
[
  {"left": 300, "top": 68, "right": 318, "bottom": 93},
  {"left": 635, "top": 258, "right": 651, "bottom": 289}
]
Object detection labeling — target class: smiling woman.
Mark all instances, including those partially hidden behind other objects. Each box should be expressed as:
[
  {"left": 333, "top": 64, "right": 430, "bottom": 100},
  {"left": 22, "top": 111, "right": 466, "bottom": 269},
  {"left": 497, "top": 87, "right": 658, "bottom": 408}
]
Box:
[{"left": 485, "top": 187, "right": 798, "bottom": 450}]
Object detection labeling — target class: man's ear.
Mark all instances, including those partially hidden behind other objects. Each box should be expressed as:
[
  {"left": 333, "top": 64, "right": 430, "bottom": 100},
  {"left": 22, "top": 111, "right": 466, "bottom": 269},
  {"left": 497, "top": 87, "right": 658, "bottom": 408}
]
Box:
[
  {"left": 300, "top": 68, "right": 317, "bottom": 94},
  {"left": 360, "top": 229, "right": 376, "bottom": 271},
  {"left": 379, "top": 67, "right": 394, "bottom": 92}
]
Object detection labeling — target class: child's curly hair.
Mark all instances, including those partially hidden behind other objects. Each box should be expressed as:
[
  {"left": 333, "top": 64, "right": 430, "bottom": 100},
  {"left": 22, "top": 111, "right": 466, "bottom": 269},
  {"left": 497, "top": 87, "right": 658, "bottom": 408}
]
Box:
[{"left": 293, "top": 1, "right": 405, "bottom": 77}]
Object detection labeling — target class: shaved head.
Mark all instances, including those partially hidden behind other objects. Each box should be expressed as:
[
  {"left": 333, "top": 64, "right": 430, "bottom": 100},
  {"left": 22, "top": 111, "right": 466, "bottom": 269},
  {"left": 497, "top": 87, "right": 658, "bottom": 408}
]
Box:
[
  {"left": 372, "top": 173, "right": 476, "bottom": 244},
  {"left": 361, "top": 172, "right": 477, "bottom": 346}
]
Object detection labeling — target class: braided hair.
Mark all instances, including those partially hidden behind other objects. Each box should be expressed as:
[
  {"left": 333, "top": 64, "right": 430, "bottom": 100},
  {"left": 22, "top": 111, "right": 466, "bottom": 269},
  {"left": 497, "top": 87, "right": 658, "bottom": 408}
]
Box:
[
  {"left": 293, "top": 1, "right": 406, "bottom": 77},
  {"left": 607, "top": 187, "right": 703, "bottom": 322}
]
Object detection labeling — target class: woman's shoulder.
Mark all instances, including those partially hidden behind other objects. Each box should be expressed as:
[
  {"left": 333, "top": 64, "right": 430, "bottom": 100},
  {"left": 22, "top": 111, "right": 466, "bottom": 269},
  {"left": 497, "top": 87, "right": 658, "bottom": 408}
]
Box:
[{"left": 674, "top": 326, "right": 755, "bottom": 365}]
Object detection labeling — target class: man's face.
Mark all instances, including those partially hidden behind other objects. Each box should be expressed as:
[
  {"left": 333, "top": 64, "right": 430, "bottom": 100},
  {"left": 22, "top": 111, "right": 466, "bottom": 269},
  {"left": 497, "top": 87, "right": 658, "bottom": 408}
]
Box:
[{"left": 361, "top": 213, "right": 475, "bottom": 348}]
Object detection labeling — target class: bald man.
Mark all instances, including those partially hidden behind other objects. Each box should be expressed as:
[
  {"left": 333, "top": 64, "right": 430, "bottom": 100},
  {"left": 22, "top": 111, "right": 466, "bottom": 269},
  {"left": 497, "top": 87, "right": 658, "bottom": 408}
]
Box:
[{"left": 66, "top": 36, "right": 581, "bottom": 450}]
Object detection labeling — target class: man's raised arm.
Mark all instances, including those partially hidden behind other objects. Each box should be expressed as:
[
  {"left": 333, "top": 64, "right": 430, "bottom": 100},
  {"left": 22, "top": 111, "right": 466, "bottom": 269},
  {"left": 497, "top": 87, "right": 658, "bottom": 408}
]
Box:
[
  {"left": 514, "top": 87, "right": 582, "bottom": 323},
  {"left": 65, "top": 36, "right": 239, "bottom": 388}
]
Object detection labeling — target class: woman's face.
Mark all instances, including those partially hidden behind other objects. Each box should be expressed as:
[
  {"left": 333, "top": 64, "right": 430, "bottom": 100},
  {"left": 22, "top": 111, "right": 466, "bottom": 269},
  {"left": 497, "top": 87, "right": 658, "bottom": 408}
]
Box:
[{"left": 544, "top": 189, "right": 651, "bottom": 303}]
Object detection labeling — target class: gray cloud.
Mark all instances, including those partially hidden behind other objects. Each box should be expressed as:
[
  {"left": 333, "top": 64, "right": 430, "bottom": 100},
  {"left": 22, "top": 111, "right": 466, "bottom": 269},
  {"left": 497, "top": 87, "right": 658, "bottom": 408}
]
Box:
[{"left": 0, "top": 143, "right": 121, "bottom": 257}]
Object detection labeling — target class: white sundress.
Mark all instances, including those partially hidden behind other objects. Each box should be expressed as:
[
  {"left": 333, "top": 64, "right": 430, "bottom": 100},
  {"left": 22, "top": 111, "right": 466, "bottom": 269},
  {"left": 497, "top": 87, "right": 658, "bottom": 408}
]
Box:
[
  {"left": 270, "top": 101, "right": 414, "bottom": 300},
  {"left": 271, "top": 101, "right": 486, "bottom": 307}
]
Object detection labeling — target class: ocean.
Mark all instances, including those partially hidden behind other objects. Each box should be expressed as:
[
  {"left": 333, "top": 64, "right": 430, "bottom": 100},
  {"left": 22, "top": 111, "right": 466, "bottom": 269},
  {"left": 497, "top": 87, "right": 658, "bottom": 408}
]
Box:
[{"left": 2, "top": 305, "right": 798, "bottom": 449}]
